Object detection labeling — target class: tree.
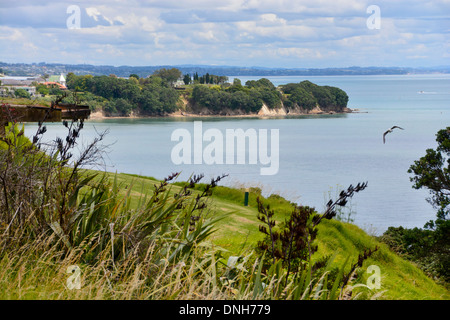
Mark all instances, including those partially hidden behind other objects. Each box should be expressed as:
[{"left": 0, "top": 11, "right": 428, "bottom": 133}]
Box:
[
  {"left": 408, "top": 127, "right": 450, "bottom": 223},
  {"left": 324, "top": 86, "right": 349, "bottom": 110},
  {"left": 246, "top": 78, "right": 276, "bottom": 90},
  {"left": 111, "top": 98, "right": 134, "bottom": 116},
  {"left": 256, "top": 182, "right": 373, "bottom": 287},
  {"left": 49, "top": 87, "right": 63, "bottom": 96},
  {"left": 289, "top": 87, "right": 316, "bottom": 110},
  {"left": 14, "top": 88, "right": 31, "bottom": 99},
  {"left": 129, "top": 74, "right": 140, "bottom": 80},
  {"left": 158, "top": 86, "right": 180, "bottom": 113},
  {"left": 191, "top": 85, "right": 213, "bottom": 109},
  {"left": 36, "top": 84, "right": 50, "bottom": 96},
  {"left": 381, "top": 127, "right": 450, "bottom": 283},
  {"left": 137, "top": 87, "right": 161, "bottom": 115},
  {"left": 307, "top": 84, "right": 335, "bottom": 109},
  {"left": 65, "top": 72, "right": 76, "bottom": 88},
  {"left": 217, "top": 76, "right": 228, "bottom": 84},
  {"left": 128, "top": 76, "right": 139, "bottom": 86},
  {"left": 153, "top": 68, "right": 182, "bottom": 87},
  {"left": 183, "top": 74, "right": 191, "bottom": 85},
  {"left": 226, "top": 78, "right": 244, "bottom": 93}
]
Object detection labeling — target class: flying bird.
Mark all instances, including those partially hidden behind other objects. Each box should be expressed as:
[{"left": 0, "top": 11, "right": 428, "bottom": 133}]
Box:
[{"left": 383, "top": 126, "right": 404, "bottom": 144}]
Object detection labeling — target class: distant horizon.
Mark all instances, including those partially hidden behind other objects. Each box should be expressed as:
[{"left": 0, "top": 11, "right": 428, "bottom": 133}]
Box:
[{"left": 2, "top": 61, "right": 449, "bottom": 71}]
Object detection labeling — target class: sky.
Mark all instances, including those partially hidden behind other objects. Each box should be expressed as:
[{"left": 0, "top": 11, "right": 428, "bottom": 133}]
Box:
[{"left": 0, "top": 0, "right": 449, "bottom": 68}]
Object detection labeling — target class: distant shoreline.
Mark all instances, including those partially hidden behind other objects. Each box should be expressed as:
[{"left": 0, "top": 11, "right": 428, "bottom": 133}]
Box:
[
  {"left": 2, "top": 62, "right": 449, "bottom": 78},
  {"left": 87, "top": 107, "right": 359, "bottom": 121}
]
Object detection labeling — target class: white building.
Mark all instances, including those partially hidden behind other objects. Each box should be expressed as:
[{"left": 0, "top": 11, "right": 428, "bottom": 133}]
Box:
[{"left": 58, "top": 73, "right": 66, "bottom": 87}]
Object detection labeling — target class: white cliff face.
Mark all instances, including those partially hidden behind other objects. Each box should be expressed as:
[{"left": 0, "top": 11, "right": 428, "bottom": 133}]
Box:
[{"left": 257, "top": 103, "right": 287, "bottom": 116}]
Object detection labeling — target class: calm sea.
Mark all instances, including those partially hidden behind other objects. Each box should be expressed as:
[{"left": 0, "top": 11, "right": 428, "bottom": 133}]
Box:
[{"left": 24, "top": 74, "right": 450, "bottom": 234}]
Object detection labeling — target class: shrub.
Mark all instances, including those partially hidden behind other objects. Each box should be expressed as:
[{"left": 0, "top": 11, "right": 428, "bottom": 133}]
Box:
[
  {"left": 254, "top": 182, "right": 378, "bottom": 298},
  {"left": 13, "top": 88, "right": 30, "bottom": 99},
  {"left": 381, "top": 127, "right": 450, "bottom": 285}
]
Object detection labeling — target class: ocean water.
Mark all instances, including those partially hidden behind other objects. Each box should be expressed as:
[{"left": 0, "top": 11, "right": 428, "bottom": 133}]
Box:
[{"left": 24, "top": 74, "right": 450, "bottom": 234}]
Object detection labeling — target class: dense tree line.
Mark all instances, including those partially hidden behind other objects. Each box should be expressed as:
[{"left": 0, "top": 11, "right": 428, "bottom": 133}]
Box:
[
  {"left": 65, "top": 69, "right": 349, "bottom": 116},
  {"left": 189, "top": 78, "right": 282, "bottom": 114},
  {"left": 66, "top": 71, "right": 180, "bottom": 116},
  {"left": 190, "top": 78, "right": 348, "bottom": 114},
  {"left": 280, "top": 80, "right": 349, "bottom": 111},
  {"left": 184, "top": 72, "right": 229, "bottom": 85}
]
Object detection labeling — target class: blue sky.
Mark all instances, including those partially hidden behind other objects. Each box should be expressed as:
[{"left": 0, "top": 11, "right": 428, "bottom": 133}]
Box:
[{"left": 0, "top": 0, "right": 449, "bottom": 68}]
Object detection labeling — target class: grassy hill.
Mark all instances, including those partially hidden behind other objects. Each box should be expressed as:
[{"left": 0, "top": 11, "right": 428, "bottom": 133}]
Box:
[{"left": 106, "top": 171, "right": 448, "bottom": 300}]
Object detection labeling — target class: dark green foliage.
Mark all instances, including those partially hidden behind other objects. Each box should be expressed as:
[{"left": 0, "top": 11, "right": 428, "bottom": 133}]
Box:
[
  {"left": 381, "top": 225, "right": 449, "bottom": 284},
  {"left": 189, "top": 78, "right": 283, "bottom": 114},
  {"left": 286, "top": 87, "right": 316, "bottom": 110},
  {"left": 303, "top": 82, "right": 335, "bottom": 108},
  {"left": 66, "top": 72, "right": 348, "bottom": 116},
  {"left": 382, "top": 127, "right": 450, "bottom": 284},
  {"left": 408, "top": 127, "right": 450, "bottom": 222},
  {"left": 197, "top": 73, "right": 228, "bottom": 85},
  {"left": 104, "top": 98, "right": 134, "bottom": 116},
  {"left": 255, "top": 182, "right": 373, "bottom": 294},
  {"left": 152, "top": 68, "right": 182, "bottom": 86},
  {"left": 280, "top": 80, "right": 348, "bottom": 111},
  {"left": 13, "top": 88, "right": 30, "bottom": 99},
  {"left": 190, "top": 78, "right": 348, "bottom": 114},
  {"left": 256, "top": 201, "right": 318, "bottom": 283},
  {"left": 73, "top": 91, "right": 106, "bottom": 112},
  {"left": 49, "top": 87, "right": 63, "bottom": 96},
  {"left": 183, "top": 74, "right": 191, "bottom": 85},
  {"left": 190, "top": 84, "right": 263, "bottom": 114},
  {"left": 66, "top": 71, "right": 180, "bottom": 116},
  {"left": 35, "top": 84, "right": 49, "bottom": 95},
  {"left": 245, "top": 79, "right": 282, "bottom": 109},
  {"left": 324, "top": 86, "right": 349, "bottom": 110},
  {"left": 245, "top": 78, "right": 276, "bottom": 90}
]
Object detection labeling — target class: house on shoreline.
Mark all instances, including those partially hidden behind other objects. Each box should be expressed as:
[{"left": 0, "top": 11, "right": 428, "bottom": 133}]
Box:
[
  {"left": 0, "top": 85, "right": 36, "bottom": 97},
  {"left": 0, "top": 73, "right": 67, "bottom": 97},
  {"left": 47, "top": 73, "right": 66, "bottom": 88},
  {"left": 0, "top": 77, "right": 40, "bottom": 97}
]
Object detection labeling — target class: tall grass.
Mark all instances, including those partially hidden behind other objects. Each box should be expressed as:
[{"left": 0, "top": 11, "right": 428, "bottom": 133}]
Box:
[
  {"left": 0, "top": 116, "right": 446, "bottom": 300},
  {"left": 0, "top": 119, "right": 379, "bottom": 300},
  {"left": 0, "top": 231, "right": 380, "bottom": 300}
]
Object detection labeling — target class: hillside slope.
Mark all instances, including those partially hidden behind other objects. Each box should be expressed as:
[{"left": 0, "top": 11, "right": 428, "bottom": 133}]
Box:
[{"left": 113, "top": 172, "right": 449, "bottom": 300}]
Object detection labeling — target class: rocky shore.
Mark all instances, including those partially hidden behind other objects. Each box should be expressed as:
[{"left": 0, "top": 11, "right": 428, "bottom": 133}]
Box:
[{"left": 88, "top": 103, "right": 355, "bottom": 120}]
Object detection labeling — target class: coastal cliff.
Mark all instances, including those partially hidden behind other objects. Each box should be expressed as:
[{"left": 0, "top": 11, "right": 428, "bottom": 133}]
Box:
[
  {"left": 178, "top": 79, "right": 351, "bottom": 117},
  {"left": 178, "top": 95, "right": 352, "bottom": 118},
  {"left": 65, "top": 72, "right": 351, "bottom": 118}
]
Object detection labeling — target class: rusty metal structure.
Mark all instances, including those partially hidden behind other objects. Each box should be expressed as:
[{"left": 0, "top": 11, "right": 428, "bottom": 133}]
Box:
[{"left": 0, "top": 102, "right": 91, "bottom": 135}]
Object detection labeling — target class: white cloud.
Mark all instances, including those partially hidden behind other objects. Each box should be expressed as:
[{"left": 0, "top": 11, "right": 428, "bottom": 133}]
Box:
[
  {"left": 0, "top": 0, "right": 448, "bottom": 67},
  {"left": 86, "top": 7, "right": 101, "bottom": 21},
  {"left": 0, "top": 26, "right": 24, "bottom": 41}
]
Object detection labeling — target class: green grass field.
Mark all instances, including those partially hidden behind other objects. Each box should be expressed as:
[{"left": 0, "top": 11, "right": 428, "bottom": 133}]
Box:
[{"left": 103, "top": 171, "right": 449, "bottom": 300}]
